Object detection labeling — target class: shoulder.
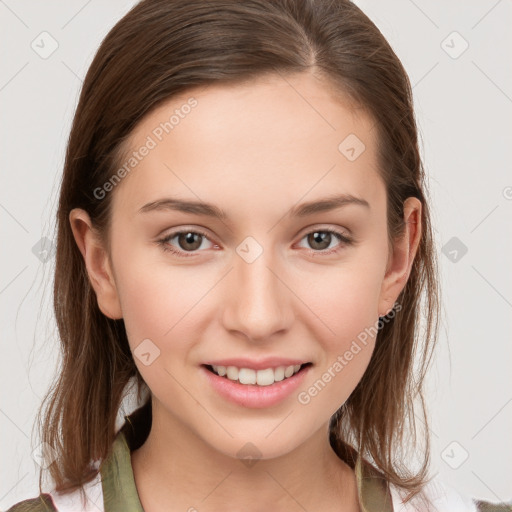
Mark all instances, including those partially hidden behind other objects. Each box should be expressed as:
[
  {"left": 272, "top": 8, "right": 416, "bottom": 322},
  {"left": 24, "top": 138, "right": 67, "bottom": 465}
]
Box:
[
  {"left": 390, "top": 478, "right": 512, "bottom": 512},
  {"left": 6, "top": 463, "right": 104, "bottom": 512},
  {"left": 5, "top": 494, "right": 57, "bottom": 512}
]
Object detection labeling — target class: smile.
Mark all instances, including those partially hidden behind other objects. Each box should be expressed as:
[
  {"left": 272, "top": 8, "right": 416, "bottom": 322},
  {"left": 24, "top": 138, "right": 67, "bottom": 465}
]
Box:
[
  {"left": 206, "top": 363, "right": 310, "bottom": 386},
  {"left": 201, "top": 363, "right": 313, "bottom": 408}
]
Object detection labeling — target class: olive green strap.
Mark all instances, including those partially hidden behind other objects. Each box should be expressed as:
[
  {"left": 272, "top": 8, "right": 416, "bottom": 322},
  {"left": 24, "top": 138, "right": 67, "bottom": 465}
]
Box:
[
  {"left": 5, "top": 493, "right": 57, "bottom": 512},
  {"left": 100, "top": 433, "right": 144, "bottom": 512},
  {"left": 474, "top": 500, "right": 512, "bottom": 512},
  {"left": 355, "top": 454, "right": 394, "bottom": 512}
]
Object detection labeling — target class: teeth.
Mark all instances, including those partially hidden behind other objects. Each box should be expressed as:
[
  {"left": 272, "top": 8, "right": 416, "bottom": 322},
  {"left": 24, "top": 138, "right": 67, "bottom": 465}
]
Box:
[
  {"left": 211, "top": 364, "right": 304, "bottom": 386},
  {"left": 274, "top": 366, "right": 285, "bottom": 382},
  {"left": 256, "top": 368, "right": 274, "bottom": 386},
  {"left": 238, "top": 368, "right": 256, "bottom": 385},
  {"left": 226, "top": 366, "right": 238, "bottom": 380},
  {"left": 284, "top": 366, "right": 294, "bottom": 378}
]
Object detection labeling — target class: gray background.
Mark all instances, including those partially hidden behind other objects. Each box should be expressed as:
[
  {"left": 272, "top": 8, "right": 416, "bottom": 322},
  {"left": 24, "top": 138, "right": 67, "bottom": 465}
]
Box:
[{"left": 1, "top": 0, "right": 511, "bottom": 508}]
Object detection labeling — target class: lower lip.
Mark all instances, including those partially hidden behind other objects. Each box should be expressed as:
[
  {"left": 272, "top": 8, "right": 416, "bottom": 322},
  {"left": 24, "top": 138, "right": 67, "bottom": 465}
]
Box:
[{"left": 200, "top": 364, "right": 311, "bottom": 409}]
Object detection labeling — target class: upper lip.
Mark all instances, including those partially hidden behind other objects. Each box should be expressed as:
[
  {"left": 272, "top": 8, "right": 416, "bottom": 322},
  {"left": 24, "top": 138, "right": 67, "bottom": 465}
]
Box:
[{"left": 202, "top": 357, "right": 311, "bottom": 370}]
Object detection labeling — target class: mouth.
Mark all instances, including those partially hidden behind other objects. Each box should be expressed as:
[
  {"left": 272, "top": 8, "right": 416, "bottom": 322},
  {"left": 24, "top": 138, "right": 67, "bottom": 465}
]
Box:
[
  {"left": 200, "top": 361, "right": 313, "bottom": 408},
  {"left": 202, "top": 362, "right": 313, "bottom": 387}
]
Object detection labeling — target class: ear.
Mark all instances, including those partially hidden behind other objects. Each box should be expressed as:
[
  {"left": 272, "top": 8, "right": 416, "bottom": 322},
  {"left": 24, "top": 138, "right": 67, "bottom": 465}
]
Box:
[
  {"left": 378, "top": 197, "right": 422, "bottom": 317},
  {"left": 69, "top": 208, "right": 123, "bottom": 320}
]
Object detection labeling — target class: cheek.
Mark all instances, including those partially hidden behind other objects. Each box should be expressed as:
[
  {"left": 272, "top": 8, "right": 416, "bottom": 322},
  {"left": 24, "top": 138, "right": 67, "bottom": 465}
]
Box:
[
  {"left": 291, "top": 246, "right": 387, "bottom": 406},
  {"left": 296, "top": 257, "right": 385, "bottom": 345},
  {"left": 113, "top": 248, "right": 215, "bottom": 356},
  {"left": 296, "top": 276, "right": 379, "bottom": 415},
  {"left": 115, "top": 262, "right": 203, "bottom": 395}
]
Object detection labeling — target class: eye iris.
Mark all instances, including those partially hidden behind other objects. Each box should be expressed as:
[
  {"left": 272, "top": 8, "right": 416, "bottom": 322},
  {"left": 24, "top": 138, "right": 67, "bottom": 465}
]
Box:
[
  {"left": 179, "top": 232, "right": 202, "bottom": 251},
  {"left": 308, "top": 231, "right": 332, "bottom": 250}
]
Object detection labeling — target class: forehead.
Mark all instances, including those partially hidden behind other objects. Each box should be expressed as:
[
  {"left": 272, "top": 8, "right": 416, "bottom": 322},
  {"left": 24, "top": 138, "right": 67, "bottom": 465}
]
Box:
[{"left": 111, "top": 72, "right": 384, "bottom": 219}]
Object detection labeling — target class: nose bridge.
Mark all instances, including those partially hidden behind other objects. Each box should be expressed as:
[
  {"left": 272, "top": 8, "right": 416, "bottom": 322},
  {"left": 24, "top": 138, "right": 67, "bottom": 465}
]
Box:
[{"left": 222, "top": 237, "right": 292, "bottom": 340}]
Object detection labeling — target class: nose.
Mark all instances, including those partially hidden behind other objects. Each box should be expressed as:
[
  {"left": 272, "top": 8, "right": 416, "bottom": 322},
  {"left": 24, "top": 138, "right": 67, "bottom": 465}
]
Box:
[{"left": 221, "top": 247, "right": 294, "bottom": 343}]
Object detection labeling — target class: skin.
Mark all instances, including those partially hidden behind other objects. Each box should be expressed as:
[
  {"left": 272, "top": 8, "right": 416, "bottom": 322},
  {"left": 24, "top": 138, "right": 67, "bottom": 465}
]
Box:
[{"left": 70, "top": 71, "right": 422, "bottom": 512}]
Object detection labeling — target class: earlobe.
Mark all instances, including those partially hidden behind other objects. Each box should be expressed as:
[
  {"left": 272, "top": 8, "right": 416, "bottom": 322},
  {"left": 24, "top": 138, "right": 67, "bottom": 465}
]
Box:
[
  {"left": 69, "top": 208, "right": 123, "bottom": 320},
  {"left": 378, "top": 197, "right": 422, "bottom": 317}
]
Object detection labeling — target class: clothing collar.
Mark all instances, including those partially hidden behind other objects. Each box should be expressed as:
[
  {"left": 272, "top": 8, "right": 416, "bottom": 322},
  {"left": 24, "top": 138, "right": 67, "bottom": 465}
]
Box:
[{"left": 100, "top": 401, "right": 394, "bottom": 512}]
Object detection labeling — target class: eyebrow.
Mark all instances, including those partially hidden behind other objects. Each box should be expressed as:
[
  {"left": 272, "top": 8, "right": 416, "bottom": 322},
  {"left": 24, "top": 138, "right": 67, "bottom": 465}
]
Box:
[{"left": 138, "top": 193, "right": 370, "bottom": 219}]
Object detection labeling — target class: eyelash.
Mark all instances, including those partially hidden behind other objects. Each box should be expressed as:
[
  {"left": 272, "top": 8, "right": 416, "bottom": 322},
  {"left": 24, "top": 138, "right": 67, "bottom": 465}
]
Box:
[{"left": 156, "top": 227, "right": 353, "bottom": 258}]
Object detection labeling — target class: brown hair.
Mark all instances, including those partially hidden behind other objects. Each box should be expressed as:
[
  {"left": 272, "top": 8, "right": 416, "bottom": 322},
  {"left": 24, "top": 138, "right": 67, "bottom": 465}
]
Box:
[{"left": 36, "top": 0, "right": 440, "bottom": 505}]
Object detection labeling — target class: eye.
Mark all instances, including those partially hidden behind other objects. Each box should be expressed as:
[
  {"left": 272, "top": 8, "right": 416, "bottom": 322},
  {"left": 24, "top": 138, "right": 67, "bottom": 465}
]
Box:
[
  {"left": 157, "top": 226, "right": 353, "bottom": 258},
  {"left": 157, "top": 229, "right": 216, "bottom": 257},
  {"left": 297, "top": 228, "right": 353, "bottom": 255}
]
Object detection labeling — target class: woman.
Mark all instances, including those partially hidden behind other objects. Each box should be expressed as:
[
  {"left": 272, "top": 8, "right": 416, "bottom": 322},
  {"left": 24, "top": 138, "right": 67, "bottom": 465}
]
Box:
[{"left": 7, "top": 1, "right": 510, "bottom": 510}]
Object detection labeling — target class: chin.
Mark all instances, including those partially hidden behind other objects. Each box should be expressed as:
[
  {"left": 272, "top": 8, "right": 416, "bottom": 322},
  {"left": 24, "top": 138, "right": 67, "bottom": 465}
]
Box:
[{"left": 201, "top": 424, "right": 311, "bottom": 463}]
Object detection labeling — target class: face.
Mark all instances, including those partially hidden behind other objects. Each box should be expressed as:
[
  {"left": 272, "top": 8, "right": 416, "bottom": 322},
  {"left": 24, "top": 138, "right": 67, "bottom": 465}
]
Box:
[{"left": 72, "top": 72, "right": 417, "bottom": 461}]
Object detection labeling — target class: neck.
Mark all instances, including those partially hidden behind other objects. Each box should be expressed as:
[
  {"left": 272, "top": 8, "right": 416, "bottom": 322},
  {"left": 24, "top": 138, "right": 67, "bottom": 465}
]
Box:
[{"left": 130, "top": 399, "right": 360, "bottom": 512}]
